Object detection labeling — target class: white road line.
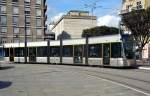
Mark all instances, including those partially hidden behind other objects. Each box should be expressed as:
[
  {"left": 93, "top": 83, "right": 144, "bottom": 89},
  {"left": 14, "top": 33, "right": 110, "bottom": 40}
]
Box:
[{"left": 86, "top": 74, "right": 150, "bottom": 96}]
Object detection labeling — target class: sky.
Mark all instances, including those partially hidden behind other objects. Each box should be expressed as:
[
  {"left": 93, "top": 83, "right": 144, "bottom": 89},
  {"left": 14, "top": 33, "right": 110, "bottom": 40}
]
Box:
[{"left": 46, "top": 0, "right": 122, "bottom": 28}]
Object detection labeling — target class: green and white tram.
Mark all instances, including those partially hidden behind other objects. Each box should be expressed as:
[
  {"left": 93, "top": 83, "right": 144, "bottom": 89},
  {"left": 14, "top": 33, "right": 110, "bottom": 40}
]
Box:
[{"left": 2, "top": 34, "right": 136, "bottom": 67}]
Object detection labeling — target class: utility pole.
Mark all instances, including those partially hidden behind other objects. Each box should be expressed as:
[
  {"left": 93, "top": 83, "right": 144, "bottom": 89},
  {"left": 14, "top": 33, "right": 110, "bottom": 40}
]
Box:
[
  {"left": 60, "top": 34, "right": 63, "bottom": 64},
  {"left": 24, "top": 2, "right": 27, "bottom": 64}
]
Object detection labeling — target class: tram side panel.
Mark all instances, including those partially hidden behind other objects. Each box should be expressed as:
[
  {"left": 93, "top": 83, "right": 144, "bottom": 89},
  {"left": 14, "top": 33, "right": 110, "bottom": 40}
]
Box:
[
  {"left": 109, "top": 43, "right": 124, "bottom": 67},
  {"left": 50, "top": 46, "right": 60, "bottom": 64},
  {"left": 88, "top": 44, "right": 103, "bottom": 66},
  {"left": 62, "top": 45, "right": 73, "bottom": 64},
  {"left": 36, "top": 47, "right": 47, "bottom": 63}
]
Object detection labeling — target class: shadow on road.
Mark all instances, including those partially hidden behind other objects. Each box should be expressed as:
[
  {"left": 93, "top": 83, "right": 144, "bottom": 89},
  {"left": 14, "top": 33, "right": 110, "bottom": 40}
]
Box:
[
  {"left": 0, "top": 81, "right": 12, "bottom": 89},
  {"left": 0, "top": 66, "right": 15, "bottom": 70}
]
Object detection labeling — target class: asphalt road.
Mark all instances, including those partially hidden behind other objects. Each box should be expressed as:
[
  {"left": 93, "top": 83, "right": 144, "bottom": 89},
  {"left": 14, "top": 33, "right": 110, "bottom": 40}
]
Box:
[
  {"left": 0, "top": 64, "right": 150, "bottom": 96},
  {"left": 57, "top": 65, "right": 150, "bottom": 95}
]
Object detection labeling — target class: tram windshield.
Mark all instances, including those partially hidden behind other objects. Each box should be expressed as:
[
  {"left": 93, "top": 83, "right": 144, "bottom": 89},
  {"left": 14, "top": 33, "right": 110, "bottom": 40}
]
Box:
[
  {"left": 122, "top": 34, "right": 135, "bottom": 59},
  {"left": 0, "top": 46, "right": 4, "bottom": 61}
]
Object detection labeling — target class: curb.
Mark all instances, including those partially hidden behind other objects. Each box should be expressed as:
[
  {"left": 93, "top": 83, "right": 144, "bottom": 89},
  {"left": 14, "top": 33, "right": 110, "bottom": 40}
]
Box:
[{"left": 138, "top": 67, "right": 150, "bottom": 70}]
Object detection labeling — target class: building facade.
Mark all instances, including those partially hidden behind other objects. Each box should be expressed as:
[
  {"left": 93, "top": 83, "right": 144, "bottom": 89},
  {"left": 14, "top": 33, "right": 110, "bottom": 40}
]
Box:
[
  {"left": 0, "top": 0, "right": 47, "bottom": 43},
  {"left": 51, "top": 10, "right": 97, "bottom": 40},
  {"left": 121, "top": 0, "right": 150, "bottom": 14}
]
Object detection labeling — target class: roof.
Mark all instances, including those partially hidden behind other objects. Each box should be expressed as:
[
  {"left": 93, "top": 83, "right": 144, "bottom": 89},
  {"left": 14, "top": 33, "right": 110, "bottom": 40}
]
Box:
[{"left": 4, "top": 34, "right": 121, "bottom": 48}]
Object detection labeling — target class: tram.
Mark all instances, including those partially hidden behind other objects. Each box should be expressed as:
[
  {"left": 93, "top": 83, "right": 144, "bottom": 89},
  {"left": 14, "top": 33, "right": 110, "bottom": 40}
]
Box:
[{"left": 2, "top": 34, "right": 136, "bottom": 67}]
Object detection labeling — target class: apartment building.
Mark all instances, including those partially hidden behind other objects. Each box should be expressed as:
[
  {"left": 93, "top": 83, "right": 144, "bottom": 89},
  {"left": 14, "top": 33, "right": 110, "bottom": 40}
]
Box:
[
  {"left": 51, "top": 10, "right": 97, "bottom": 40},
  {"left": 121, "top": 0, "right": 150, "bottom": 14},
  {"left": 0, "top": 0, "right": 47, "bottom": 43}
]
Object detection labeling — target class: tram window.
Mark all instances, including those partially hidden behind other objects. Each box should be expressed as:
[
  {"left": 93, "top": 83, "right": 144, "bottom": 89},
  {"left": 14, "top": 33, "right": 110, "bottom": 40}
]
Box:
[
  {"left": 14, "top": 48, "right": 25, "bottom": 57},
  {"left": 51, "top": 46, "right": 60, "bottom": 57},
  {"left": 88, "top": 44, "right": 102, "bottom": 58},
  {"left": 123, "top": 42, "right": 134, "bottom": 59},
  {"left": 124, "top": 47, "right": 134, "bottom": 59},
  {"left": 29, "top": 47, "right": 36, "bottom": 55},
  {"left": 111, "top": 43, "right": 121, "bottom": 58},
  {"left": 0, "top": 48, "right": 4, "bottom": 57},
  {"left": 37, "top": 47, "right": 47, "bottom": 57},
  {"left": 74, "top": 45, "right": 83, "bottom": 56},
  {"left": 10, "top": 48, "right": 14, "bottom": 56},
  {"left": 63, "top": 46, "right": 73, "bottom": 57},
  {"left": 19, "top": 48, "right": 24, "bottom": 57},
  {"left": 15, "top": 48, "right": 19, "bottom": 57},
  {"left": 4, "top": 48, "right": 9, "bottom": 57}
]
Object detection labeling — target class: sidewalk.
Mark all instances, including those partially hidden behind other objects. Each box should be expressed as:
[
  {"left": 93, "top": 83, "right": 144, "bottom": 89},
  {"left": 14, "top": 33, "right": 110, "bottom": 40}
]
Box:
[{"left": 136, "top": 60, "right": 150, "bottom": 70}]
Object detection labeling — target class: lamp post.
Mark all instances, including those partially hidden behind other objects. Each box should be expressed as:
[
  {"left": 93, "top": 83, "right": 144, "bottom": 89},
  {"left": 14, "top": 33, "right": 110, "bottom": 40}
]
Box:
[{"left": 85, "top": 33, "right": 89, "bottom": 65}]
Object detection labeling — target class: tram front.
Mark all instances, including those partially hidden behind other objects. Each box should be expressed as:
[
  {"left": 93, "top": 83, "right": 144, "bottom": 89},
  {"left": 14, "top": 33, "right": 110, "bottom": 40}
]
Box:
[{"left": 121, "top": 34, "right": 137, "bottom": 66}]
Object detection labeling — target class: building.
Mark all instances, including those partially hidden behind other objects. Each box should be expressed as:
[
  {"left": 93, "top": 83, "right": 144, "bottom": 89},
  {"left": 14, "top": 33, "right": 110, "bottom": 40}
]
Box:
[
  {"left": 51, "top": 10, "right": 97, "bottom": 40},
  {"left": 121, "top": 0, "right": 150, "bottom": 14},
  {"left": 121, "top": 0, "right": 150, "bottom": 34},
  {"left": 121, "top": 0, "right": 150, "bottom": 58},
  {"left": 0, "top": 0, "right": 47, "bottom": 43}
]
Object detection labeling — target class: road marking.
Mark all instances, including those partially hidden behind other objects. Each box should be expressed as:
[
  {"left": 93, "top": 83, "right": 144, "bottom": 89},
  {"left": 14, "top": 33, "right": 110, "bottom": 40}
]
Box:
[{"left": 86, "top": 73, "right": 150, "bottom": 96}]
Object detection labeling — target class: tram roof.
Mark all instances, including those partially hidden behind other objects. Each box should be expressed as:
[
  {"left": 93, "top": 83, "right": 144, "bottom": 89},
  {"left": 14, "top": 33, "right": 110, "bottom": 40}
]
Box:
[{"left": 3, "top": 34, "right": 121, "bottom": 48}]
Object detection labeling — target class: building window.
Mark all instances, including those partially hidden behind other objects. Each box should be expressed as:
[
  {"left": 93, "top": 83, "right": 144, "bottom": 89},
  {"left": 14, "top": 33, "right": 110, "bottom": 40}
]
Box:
[
  {"left": 25, "top": 8, "right": 30, "bottom": 15},
  {"left": 13, "top": 16, "right": 19, "bottom": 25},
  {"left": 137, "top": 1, "right": 142, "bottom": 10},
  {"left": 12, "top": 0, "right": 18, "bottom": 4},
  {"left": 0, "top": 15, "right": 7, "bottom": 25},
  {"left": 36, "top": 9, "right": 41, "bottom": 16},
  {"left": 12, "top": 0, "right": 18, "bottom": 2},
  {"left": 26, "top": 28, "right": 31, "bottom": 35},
  {"left": 1, "top": 0, "right": 6, "bottom": 3},
  {"left": 14, "top": 39, "right": 19, "bottom": 43},
  {"left": 0, "top": 5, "right": 6, "bottom": 13},
  {"left": 36, "top": 0, "right": 41, "bottom": 5},
  {"left": 13, "top": 6, "right": 19, "bottom": 14},
  {"left": 25, "top": 0, "right": 30, "bottom": 3},
  {"left": 36, "top": 29, "right": 42, "bottom": 35},
  {"left": 26, "top": 17, "right": 30, "bottom": 25},
  {"left": 36, "top": 18, "right": 41, "bottom": 27},
  {"left": 13, "top": 27, "right": 19, "bottom": 34},
  {"left": 1, "top": 27, "right": 7, "bottom": 33}
]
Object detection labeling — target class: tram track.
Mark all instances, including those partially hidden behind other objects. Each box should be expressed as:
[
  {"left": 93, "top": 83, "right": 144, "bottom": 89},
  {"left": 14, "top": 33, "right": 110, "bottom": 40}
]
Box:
[
  {"left": 83, "top": 72, "right": 150, "bottom": 96},
  {"left": 56, "top": 66, "right": 150, "bottom": 95}
]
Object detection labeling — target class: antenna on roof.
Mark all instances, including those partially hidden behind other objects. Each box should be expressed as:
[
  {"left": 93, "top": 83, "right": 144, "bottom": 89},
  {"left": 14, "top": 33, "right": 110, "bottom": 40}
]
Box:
[
  {"left": 84, "top": 0, "right": 102, "bottom": 16},
  {"left": 83, "top": 0, "right": 102, "bottom": 24}
]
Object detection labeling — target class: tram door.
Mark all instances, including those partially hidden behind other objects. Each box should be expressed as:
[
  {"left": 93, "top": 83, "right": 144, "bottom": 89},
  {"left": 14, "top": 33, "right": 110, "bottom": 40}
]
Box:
[
  {"left": 103, "top": 44, "right": 110, "bottom": 65},
  {"left": 29, "top": 48, "right": 36, "bottom": 63},
  {"left": 74, "top": 45, "right": 83, "bottom": 64},
  {"left": 9, "top": 48, "right": 14, "bottom": 62}
]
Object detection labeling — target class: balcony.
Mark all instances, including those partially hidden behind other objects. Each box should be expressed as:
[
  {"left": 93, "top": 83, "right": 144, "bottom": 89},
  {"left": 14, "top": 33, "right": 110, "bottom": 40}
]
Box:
[
  {"left": 120, "top": 9, "right": 129, "bottom": 14},
  {"left": 44, "top": 5, "right": 47, "bottom": 13},
  {"left": 0, "top": 0, "right": 6, "bottom": 4},
  {"left": 44, "top": 15, "right": 47, "bottom": 21},
  {"left": 44, "top": 0, "right": 46, "bottom": 5}
]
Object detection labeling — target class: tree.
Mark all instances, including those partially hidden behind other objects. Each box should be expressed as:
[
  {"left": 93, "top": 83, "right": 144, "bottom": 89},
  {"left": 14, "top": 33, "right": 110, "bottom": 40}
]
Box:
[
  {"left": 82, "top": 26, "right": 119, "bottom": 37},
  {"left": 57, "top": 31, "right": 71, "bottom": 40},
  {"left": 122, "top": 8, "right": 150, "bottom": 56}
]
